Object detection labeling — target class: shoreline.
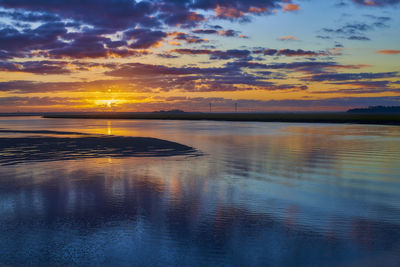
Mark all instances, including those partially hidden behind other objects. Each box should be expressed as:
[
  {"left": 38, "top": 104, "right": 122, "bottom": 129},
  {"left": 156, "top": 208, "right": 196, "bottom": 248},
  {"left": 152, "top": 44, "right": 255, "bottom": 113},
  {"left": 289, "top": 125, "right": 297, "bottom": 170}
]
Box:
[{"left": 42, "top": 112, "right": 400, "bottom": 126}]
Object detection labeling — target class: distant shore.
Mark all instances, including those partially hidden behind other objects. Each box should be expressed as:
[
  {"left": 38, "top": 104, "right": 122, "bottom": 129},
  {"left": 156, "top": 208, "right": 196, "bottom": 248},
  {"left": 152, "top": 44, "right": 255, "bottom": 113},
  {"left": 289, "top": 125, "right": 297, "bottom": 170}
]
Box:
[{"left": 42, "top": 112, "right": 400, "bottom": 126}]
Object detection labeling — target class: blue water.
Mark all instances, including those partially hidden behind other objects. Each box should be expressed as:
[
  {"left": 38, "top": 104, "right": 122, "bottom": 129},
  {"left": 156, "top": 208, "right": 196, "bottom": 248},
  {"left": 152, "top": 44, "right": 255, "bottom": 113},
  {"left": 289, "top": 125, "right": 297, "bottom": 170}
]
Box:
[{"left": 1, "top": 117, "right": 400, "bottom": 266}]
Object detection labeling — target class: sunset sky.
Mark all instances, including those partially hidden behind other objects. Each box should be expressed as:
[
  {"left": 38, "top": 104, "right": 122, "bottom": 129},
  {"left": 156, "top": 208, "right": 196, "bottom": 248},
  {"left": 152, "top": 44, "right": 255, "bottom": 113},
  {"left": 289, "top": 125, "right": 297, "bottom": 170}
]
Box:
[{"left": 0, "top": 0, "right": 399, "bottom": 112}]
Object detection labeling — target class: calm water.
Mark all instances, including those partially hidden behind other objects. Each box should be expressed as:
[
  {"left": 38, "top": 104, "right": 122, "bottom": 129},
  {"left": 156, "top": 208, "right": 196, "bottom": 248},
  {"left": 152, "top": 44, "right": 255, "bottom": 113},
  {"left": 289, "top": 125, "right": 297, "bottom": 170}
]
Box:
[{"left": 1, "top": 117, "right": 400, "bottom": 266}]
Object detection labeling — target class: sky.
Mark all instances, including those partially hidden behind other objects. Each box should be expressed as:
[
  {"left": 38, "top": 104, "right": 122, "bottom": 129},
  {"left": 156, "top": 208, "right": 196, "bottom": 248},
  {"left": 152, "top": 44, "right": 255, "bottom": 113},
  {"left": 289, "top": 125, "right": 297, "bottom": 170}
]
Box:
[{"left": 0, "top": 0, "right": 399, "bottom": 112}]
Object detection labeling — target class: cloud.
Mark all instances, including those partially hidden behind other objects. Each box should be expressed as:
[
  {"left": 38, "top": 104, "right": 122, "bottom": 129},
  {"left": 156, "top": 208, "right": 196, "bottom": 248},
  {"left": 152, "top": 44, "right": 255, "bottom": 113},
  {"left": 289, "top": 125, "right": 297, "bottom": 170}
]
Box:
[
  {"left": 192, "top": 29, "right": 219, "bottom": 35},
  {"left": 376, "top": 49, "right": 400, "bottom": 54},
  {"left": 0, "top": 80, "right": 116, "bottom": 93},
  {"left": 319, "top": 15, "right": 391, "bottom": 41},
  {"left": 171, "top": 48, "right": 252, "bottom": 60},
  {"left": 93, "top": 61, "right": 304, "bottom": 93},
  {"left": 0, "top": 96, "right": 84, "bottom": 107},
  {"left": 124, "top": 28, "right": 167, "bottom": 49},
  {"left": 156, "top": 3, "right": 205, "bottom": 27},
  {"left": 0, "top": 0, "right": 155, "bottom": 32},
  {"left": 192, "top": 28, "right": 245, "bottom": 38},
  {"left": 283, "top": 4, "right": 300, "bottom": 12},
  {"left": 309, "top": 72, "right": 398, "bottom": 81},
  {"left": 48, "top": 34, "right": 146, "bottom": 59},
  {"left": 0, "top": 22, "right": 67, "bottom": 56},
  {"left": 0, "top": 0, "right": 292, "bottom": 60},
  {"left": 0, "top": 60, "right": 72, "bottom": 74},
  {"left": 104, "top": 62, "right": 238, "bottom": 77},
  {"left": 347, "top": 35, "right": 370, "bottom": 41},
  {"left": 256, "top": 48, "right": 327, "bottom": 57},
  {"left": 279, "top": 36, "right": 297, "bottom": 41},
  {"left": 168, "top": 32, "right": 209, "bottom": 44},
  {"left": 313, "top": 80, "right": 400, "bottom": 94},
  {"left": 352, "top": 0, "right": 400, "bottom": 7},
  {"left": 226, "top": 60, "right": 371, "bottom": 75},
  {"left": 0, "top": 9, "right": 61, "bottom": 23},
  {"left": 313, "top": 81, "right": 400, "bottom": 95},
  {"left": 0, "top": 0, "right": 290, "bottom": 31}
]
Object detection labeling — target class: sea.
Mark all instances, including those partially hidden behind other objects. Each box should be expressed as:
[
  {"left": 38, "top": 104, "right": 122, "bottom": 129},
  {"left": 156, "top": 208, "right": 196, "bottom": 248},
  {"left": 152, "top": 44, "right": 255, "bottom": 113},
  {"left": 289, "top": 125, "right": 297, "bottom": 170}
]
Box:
[{"left": 0, "top": 116, "right": 399, "bottom": 266}]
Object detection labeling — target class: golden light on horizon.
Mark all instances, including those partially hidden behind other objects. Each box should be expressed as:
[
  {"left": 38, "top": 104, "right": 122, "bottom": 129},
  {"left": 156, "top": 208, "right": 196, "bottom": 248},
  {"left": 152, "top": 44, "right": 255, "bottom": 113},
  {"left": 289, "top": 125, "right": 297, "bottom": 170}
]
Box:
[{"left": 94, "top": 99, "right": 122, "bottom": 109}]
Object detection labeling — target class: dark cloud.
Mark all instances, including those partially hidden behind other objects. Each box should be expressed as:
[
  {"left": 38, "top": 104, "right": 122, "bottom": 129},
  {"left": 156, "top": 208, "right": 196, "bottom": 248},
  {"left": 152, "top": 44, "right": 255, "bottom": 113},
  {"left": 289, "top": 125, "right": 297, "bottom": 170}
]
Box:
[
  {"left": 0, "top": 0, "right": 290, "bottom": 33},
  {"left": 347, "top": 35, "right": 370, "bottom": 41},
  {"left": 253, "top": 61, "right": 372, "bottom": 75},
  {"left": 0, "top": 22, "right": 67, "bottom": 57},
  {"left": 104, "top": 62, "right": 239, "bottom": 77},
  {"left": 0, "top": 0, "right": 155, "bottom": 32},
  {"left": 313, "top": 80, "right": 400, "bottom": 94},
  {"left": 45, "top": 34, "right": 145, "bottom": 59},
  {"left": 156, "top": 2, "right": 205, "bottom": 27},
  {"left": 95, "top": 61, "right": 308, "bottom": 93},
  {"left": 192, "top": 29, "right": 219, "bottom": 35},
  {"left": 157, "top": 53, "right": 180, "bottom": 59},
  {"left": 193, "top": 28, "right": 244, "bottom": 37},
  {"left": 335, "top": 1, "right": 348, "bottom": 7},
  {"left": 0, "top": 9, "right": 60, "bottom": 23},
  {"left": 169, "top": 32, "right": 209, "bottom": 44},
  {"left": 262, "top": 61, "right": 339, "bottom": 73},
  {"left": 309, "top": 72, "right": 399, "bottom": 81},
  {"left": 210, "top": 49, "right": 252, "bottom": 60},
  {"left": 124, "top": 28, "right": 167, "bottom": 49},
  {"left": 0, "top": 60, "right": 71, "bottom": 74},
  {"left": 319, "top": 15, "right": 391, "bottom": 41},
  {"left": 256, "top": 48, "right": 327, "bottom": 57},
  {"left": 0, "top": 0, "right": 300, "bottom": 61},
  {"left": 172, "top": 47, "right": 328, "bottom": 60},
  {"left": 172, "top": 48, "right": 252, "bottom": 60}
]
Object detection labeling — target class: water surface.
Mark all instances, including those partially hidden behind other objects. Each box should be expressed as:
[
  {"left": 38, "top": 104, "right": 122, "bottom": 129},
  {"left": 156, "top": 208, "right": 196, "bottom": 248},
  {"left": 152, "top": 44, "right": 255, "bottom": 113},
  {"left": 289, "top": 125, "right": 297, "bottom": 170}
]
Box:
[{"left": 1, "top": 117, "right": 400, "bottom": 266}]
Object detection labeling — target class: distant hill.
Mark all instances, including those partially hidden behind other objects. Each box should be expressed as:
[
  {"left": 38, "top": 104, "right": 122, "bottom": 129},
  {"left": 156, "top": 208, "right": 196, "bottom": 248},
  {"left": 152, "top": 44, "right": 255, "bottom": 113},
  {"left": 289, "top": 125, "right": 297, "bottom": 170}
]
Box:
[
  {"left": 152, "top": 109, "right": 185, "bottom": 114},
  {"left": 347, "top": 106, "right": 400, "bottom": 113}
]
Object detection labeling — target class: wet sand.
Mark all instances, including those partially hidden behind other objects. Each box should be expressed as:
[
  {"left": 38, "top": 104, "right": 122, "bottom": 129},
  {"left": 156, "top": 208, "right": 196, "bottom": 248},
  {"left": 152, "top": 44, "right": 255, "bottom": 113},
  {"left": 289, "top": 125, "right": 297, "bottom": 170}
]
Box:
[{"left": 0, "top": 130, "right": 198, "bottom": 166}]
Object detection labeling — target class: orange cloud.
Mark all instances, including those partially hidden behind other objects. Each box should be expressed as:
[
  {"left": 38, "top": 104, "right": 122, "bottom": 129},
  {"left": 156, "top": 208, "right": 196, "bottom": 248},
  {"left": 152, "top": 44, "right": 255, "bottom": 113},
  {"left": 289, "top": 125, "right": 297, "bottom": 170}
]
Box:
[
  {"left": 283, "top": 4, "right": 300, "bottom": 12},
  {"left": 169, "top": 41, "right": 181, "bottom": 46},
  {"left": 363, "top": 0, "right": 377, "bottom": 6},
  {"left": 215, "top": 5, "right": 245, "bottom": 18},
  {"left": 376, "top": 50, "right": 400, "bottom": 55},
  {"left": 187, "top": 11, "right": 204, "bottom": 22},
  {"left": 248, "top": 7, "right": 268, "bottom": 14},
  {"left": 279, "top": 36, "right": 297, "bottom": 41}
]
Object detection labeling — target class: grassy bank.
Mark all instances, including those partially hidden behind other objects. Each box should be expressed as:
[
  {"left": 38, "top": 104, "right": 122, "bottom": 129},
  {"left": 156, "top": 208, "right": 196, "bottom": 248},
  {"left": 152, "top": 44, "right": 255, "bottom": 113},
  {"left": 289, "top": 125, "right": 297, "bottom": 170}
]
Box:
[{"left": 43, "top": 112, "right": 400, "bottom": 125}]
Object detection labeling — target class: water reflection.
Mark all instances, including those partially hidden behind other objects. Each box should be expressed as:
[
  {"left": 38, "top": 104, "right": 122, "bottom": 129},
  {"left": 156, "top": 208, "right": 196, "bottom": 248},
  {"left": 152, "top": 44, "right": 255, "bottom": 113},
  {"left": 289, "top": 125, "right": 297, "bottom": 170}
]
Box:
[{"left": 0, "top": 117, "right": 400, "bottom": 266}]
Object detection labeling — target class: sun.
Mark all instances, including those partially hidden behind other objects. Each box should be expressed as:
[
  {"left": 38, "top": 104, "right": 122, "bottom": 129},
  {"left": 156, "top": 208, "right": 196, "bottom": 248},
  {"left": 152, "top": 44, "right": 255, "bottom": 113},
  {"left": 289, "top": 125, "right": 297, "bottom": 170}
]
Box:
[
  {"left": 94, "top": 99, "right": 117, "bottom": 109},
  {"left": 94, "top": 98, "right": 126, "bottom": 110}
]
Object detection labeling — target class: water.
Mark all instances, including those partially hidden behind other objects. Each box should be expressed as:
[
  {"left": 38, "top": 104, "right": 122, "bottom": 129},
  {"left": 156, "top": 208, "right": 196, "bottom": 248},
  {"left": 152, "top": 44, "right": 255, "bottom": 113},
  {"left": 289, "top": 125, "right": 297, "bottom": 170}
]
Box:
[{"left": 0, "top": 117, "right": 400, "bottom": 266}]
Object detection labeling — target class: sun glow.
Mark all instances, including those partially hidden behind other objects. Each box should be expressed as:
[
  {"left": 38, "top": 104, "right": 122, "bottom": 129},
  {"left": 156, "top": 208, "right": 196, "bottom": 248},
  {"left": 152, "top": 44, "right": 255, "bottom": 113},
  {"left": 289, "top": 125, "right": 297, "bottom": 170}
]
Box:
[{"left": 95, "top": 99, "right": 122, "bottom": 109}]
